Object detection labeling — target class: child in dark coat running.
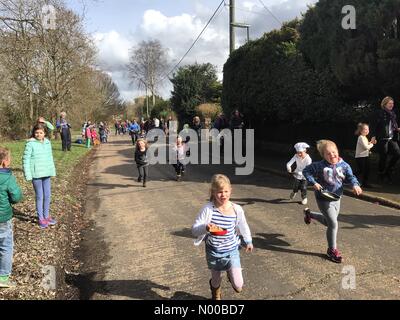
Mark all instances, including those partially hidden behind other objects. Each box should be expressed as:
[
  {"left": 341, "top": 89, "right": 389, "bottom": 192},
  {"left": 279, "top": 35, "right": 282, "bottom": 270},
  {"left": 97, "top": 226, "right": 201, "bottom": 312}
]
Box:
[{"left": 135, "top": 139, "right": 149, "bottom": 187}]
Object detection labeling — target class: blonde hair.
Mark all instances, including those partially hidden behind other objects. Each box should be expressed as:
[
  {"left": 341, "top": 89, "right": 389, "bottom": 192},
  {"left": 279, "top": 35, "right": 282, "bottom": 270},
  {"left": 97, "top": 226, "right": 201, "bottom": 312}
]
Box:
[
  {"left": 136, "top": 138, "right": 148, "bottom": 149},
  {"left": 355, "top": 123, "right": 369, "bottom": 136},
  {"left": 210, "top": 174, "right": 231, "bottom": 202},
  {"left": 316, "top": 140, "right": 338, "bottom": 158},
  {"left": 0, "top": 147, "right": 10, "bottom": 163},
  {"left": 381, "top": 96, "right": 394, "bottom": 109}
]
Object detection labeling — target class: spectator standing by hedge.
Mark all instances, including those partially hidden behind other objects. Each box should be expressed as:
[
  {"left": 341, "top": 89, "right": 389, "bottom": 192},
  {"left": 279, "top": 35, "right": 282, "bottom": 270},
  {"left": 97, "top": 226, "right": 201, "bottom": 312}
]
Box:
[{"left": 370, "top": 97, "right": 400, "bottom": 182}]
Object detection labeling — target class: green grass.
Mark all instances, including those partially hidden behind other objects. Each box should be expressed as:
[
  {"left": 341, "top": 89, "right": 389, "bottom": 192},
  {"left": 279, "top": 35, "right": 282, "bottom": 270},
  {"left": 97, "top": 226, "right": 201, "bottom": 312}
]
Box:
[{"left": 1, "top": 139, "right": 90, "bottom": 179}]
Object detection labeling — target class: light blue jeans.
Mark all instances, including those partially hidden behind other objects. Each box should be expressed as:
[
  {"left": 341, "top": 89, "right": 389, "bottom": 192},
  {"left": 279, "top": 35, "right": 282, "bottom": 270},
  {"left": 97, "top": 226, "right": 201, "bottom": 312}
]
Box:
[
  {"left": 0, "top": 220, "right": 13, "bottom": 277},
  {"left": 32, "top": 177, "right": 51, "bottom": 221},
  {"left": 206, "top": 245, "right": 241, "bottom": 271}
]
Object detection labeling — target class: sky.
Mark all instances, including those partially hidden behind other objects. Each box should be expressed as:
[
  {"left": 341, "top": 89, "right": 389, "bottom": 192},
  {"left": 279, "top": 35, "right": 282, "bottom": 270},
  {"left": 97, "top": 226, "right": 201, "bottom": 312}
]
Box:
[{"left": 65, "top": 0, "right": 318, "bottom": 101}]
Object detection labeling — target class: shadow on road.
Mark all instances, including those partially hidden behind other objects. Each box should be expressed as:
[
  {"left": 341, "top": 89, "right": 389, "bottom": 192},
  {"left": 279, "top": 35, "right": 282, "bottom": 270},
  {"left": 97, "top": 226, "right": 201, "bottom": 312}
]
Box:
[
  {"left": 253, "top": 233, "right": 327, "bottom": 260},
  {"left": 86, "top": 182, "right": 142, "bottom": 189},
  {"left": 231, "top": 197, "right": 298, "bottom": 206},
  {"left": 66, "top": 272, "right": 207, "bottom": 300},
  {"left": 339, "top": 213, "right": 400, "bottom": 229},
  {"left": 171, "top": 228, "right": 195, "bottom": 239}
]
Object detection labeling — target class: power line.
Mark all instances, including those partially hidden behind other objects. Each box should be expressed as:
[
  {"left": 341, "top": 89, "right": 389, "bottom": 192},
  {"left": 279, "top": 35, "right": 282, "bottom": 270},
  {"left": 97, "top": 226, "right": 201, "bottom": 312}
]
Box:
[
  {"left": 164, "top": 0, "right": 225, "bottom": 80},
  {"left": 257, "top": 0, "right": 282, "bottom": 27},
  {"left": 234, "top": 6, "right": 271, "bottom": 18}
]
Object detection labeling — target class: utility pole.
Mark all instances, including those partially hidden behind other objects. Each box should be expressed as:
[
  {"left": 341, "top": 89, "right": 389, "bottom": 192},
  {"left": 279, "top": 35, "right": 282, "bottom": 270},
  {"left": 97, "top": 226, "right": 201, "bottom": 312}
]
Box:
[
  {"left": 229, "top": 0, "right": 235, "bottom": 54},
  {"left": 230, "top": 0, "right": 251, "bottom": 54}
]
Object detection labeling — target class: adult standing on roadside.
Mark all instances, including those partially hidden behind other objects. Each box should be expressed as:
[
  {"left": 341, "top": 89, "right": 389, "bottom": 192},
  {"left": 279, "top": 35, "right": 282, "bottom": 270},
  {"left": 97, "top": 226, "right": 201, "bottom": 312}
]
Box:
[
  {"left": 192, "top": 116, "right": 203, "bottom": 140},
  {"left": 370, "top": 96, "right": 400, "bottom": 182},
  {"left": 153, "top": 117, "right": 160, "bottom": 130},
  {"left": 230, "top": 110, "right": 244, "bottom": 131},
  {"left": 56, "top": 112, "right": 72, "bottom": 152},
  {"left": 230, "top": 110, "right": 245, "bottom": 149}
]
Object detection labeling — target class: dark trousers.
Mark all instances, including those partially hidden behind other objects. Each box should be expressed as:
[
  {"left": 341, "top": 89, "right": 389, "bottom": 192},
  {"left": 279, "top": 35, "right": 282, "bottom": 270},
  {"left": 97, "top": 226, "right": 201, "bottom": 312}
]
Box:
[
  {"left": 377, "top": 139, "right": 400, "bottom": 173},
  {"left": 131, "top": 133, "right": 138, "bottom": 145},
  {"left": 293, "top": 178, "right": 307, "bottom": 199},
  {"left": 355, "top": 157, "right": 370, "bottom": 185},
  {"left": 61, "top": 128, "right": 71, "bottom": 151},
  {"left": 137, "top": 165, "right": 148, "bottom": 181},
  {"left": 173, "top": 161, "right": 185, "bottom": 175}
]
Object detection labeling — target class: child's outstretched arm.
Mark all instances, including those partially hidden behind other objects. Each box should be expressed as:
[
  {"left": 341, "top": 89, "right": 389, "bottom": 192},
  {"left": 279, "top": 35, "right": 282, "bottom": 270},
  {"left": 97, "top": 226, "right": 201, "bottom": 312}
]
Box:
[
  {"left": 286, "top": 155, "right": 296, "bottom": 173},
  {"left": 22, "top": 142, "right": 33, "bottom": 181},
  {"left": 236, "top": 208, "right": 253, "bottom": 252},
  {"left": 45, "top": 121, "right": 54, "bottom": 131},
  {"left": 7, "top": 174, "right": 23, "bottom": 204},
  {"left": 192, "top": 205, "right": 210, "bottom": 238},
  {"left": 303, "top": 162, "right": 322, "bottom": 191},
  {"left": 344, "top": 163, "right": 362, "bottom": 195}
]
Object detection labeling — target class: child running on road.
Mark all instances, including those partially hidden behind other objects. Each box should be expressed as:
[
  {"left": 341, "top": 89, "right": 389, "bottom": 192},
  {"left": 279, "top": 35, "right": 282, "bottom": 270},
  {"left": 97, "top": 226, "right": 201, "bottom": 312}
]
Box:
[
  {"left": 23, "top": 124, "right": 57, "bottom": 229},
  {"left": 134, "top": 139, "right": 149, "bottom": 188},
  {"left": 286, "top": 142, "right": 312, "bottom": 205},
  {"left": 192, "top": 174, "right": 253, "bottom": 300},
  {"left": 172, "top": 136, "right": 189, "bottom": 181},
  {"left": 303, "top": 140, "right": 362, "bottom": 263}
]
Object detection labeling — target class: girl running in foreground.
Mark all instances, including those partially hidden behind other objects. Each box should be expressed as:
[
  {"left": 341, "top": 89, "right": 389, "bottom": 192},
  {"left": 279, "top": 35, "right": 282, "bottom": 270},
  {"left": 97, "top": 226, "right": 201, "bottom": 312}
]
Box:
[{"left": 192, "top": 174, "right": 253, "bottom": 300}]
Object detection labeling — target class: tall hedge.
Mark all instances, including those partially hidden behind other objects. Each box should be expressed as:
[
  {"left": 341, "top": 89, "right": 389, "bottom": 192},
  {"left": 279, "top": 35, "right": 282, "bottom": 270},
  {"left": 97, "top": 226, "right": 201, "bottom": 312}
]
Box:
[{"left": 222, "top": 20, "right": 357, "bottom": 132}]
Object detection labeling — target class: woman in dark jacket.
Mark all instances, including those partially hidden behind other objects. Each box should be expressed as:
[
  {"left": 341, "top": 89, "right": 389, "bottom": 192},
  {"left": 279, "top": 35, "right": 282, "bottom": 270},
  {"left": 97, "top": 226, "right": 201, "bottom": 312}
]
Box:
[{"left": 370, "top": 96, "right": 400, "bottom": 181}]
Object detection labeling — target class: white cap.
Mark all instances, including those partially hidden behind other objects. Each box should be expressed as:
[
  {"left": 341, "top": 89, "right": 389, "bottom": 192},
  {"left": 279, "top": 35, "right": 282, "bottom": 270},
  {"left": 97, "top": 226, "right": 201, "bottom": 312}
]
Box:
[{"left": 294, "top": 142, "right": 310, "bottom": 152}]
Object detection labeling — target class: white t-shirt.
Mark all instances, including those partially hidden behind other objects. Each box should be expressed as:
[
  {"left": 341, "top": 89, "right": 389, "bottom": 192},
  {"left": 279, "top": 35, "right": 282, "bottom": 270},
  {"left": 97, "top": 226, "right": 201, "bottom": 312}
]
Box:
[{"left": 286, "top": 154, "right": 312, "bottom": 180}]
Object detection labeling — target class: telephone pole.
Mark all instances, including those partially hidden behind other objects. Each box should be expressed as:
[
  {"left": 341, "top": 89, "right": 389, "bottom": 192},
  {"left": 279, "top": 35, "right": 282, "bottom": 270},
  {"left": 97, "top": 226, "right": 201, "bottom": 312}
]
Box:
[
  {"left": 230, "top": 0, "right": 235, "bottom": 54},
  {"left": 230, "top": 0, "right": 251, "bottom": 54}
]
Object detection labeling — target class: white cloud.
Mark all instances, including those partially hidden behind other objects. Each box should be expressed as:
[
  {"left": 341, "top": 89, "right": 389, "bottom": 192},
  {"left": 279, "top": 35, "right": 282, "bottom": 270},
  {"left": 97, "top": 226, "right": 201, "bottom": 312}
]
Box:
[
  {"left": 93, "top": 30, "right": 132, "bottom": 72},
  {"left": 91, "top": 1, "right": 318, "bottom": 101}
]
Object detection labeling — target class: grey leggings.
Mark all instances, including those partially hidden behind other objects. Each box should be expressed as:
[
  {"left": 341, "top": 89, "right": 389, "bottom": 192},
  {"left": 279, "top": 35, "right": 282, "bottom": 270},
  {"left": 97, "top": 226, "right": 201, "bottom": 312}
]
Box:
[
  {"left": 309, "top": 198, "right": 340, "bottom": 249},
  {"left": 137, "top": 165, "right": 148, "bottom": 181}
]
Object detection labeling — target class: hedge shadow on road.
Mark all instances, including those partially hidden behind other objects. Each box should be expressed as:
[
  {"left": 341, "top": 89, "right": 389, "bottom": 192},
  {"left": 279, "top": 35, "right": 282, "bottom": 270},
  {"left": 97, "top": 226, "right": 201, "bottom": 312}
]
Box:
[{"left": 339, "top": 213, "right": 400, "bottom": 229}]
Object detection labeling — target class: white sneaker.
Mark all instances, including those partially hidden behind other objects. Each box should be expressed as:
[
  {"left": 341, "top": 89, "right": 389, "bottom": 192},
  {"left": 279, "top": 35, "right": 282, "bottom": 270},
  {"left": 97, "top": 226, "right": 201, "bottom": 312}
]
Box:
[
  {"left": 289, "top": 192, "right": 297, "bottom": 200},
  {"left": 301, "top": 198, "right": 308, "bottom": 205}
]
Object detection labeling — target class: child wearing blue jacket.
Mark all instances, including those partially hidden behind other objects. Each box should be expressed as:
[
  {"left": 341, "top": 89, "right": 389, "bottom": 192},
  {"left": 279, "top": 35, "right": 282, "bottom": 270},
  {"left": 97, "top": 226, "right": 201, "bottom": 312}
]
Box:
[{"left": 303, "top": 140, "right": 362, "bottom": 263}]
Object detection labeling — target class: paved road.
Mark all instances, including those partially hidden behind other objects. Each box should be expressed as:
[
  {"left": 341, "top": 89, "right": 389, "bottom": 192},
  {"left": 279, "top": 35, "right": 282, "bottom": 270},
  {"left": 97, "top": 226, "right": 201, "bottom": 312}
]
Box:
[{"left": 77, "top": 135, "right": 400, "bottom": 300}]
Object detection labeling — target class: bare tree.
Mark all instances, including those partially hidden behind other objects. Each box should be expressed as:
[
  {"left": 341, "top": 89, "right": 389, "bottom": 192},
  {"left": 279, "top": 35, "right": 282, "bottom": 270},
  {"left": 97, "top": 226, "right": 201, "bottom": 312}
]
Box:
[
  {"left": 0, "top": 0, "right": 125, "bottom": 138},
  {"left": 127, "top": 39, "right": 169, "bottom": 117}
]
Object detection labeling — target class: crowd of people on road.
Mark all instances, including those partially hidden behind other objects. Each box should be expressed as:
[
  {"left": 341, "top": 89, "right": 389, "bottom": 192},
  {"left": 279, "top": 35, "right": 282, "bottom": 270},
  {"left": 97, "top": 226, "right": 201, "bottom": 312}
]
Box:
[{"left": 1, "top": 97, "right": 400, "bottom": 296}]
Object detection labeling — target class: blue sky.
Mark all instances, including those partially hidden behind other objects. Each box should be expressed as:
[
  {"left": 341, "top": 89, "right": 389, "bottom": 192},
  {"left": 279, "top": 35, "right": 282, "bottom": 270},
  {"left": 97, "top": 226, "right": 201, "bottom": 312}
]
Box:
[{"left": 64, "top": 0, "right": 317, "bottom": 101}]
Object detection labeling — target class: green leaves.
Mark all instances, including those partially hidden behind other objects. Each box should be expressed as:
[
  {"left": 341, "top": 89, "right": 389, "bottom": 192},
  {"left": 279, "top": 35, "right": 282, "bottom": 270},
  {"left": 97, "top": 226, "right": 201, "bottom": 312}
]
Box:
[
  {"left": 299, "top": 0, "right": 400, "bottom": 103},
  {"left": 170, "top": 63, "right": 221, "bottom": 124}
]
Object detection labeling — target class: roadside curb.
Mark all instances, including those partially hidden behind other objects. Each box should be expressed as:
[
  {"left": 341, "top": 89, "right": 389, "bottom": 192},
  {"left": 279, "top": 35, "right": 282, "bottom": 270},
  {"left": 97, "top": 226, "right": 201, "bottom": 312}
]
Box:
[{"left": 255, "top": 164, "right": 400, "bottom": 211}]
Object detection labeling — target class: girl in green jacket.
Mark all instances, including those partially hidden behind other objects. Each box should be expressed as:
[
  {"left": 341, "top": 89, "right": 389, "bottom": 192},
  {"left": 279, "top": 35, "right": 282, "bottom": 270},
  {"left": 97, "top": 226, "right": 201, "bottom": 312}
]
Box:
[{"left": 23, "top": 124, "right": 57, "bottom": 229}]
